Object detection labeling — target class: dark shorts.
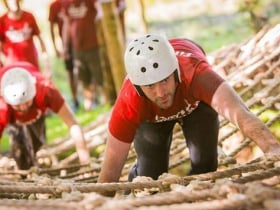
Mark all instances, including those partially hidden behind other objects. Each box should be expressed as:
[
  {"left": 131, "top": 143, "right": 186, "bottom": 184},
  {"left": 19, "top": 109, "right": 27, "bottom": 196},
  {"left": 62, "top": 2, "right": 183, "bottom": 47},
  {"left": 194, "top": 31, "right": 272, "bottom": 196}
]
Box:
[
  {"left": 7, "top": 116, "right": 46, "bottom": 170},
  {"left": 64, "top": 43, "right": 74, "bottom": 71},
  {"left": 73, "top": 48, "right": 103, "bottom": 86},
  {"left": 129, "top": 102, "right": 219, "bottom": 181}
]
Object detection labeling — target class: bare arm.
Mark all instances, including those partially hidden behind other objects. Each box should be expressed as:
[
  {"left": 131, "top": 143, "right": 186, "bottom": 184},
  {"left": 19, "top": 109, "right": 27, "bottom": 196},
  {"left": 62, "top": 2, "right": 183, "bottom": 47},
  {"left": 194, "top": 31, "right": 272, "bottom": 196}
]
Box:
[
  {"left": 57, "top": 102, "right": 90, "bottom": 164},
  {"left": 35, "top": 34, "right": 52, "bottom": 79},
  {"left": 94, "top": 0, "right": 103, "bottom": 21},
  {"left": 61, "top": 15, "right": 71, "bottom": 59},
  {"left": 211, "top": 82, "right": 280, "bottom": 154},
  {"left": 49, "top": 22, "right": 60, "bottom": 57},
  {"left": 36, "top": 34, "right": 47, "bottom": 53},
  {"left": 0, "top": 41, "right": 5, "bottom": 67},
  {"left": 117, "top": 0, "right": 126, "bottom": 14},
  {"left": 97, "top": 131, "right": 131, "bottom": 196}
]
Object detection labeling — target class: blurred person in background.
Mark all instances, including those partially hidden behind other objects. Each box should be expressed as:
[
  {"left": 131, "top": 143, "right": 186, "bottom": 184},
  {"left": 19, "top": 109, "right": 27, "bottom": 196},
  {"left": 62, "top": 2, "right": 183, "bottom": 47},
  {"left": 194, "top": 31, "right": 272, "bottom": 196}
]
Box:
[
  {"left": 0, "top": 0, "right": 51, "bottom": 78},
  {"left": 63, "top": 0, "right": 105, "bottom": 111},
  {"left": 48, "top": 0, "right": 80, "bottom": 112},
  {"left": 0, "top": 61, "right": 90, "bottom": 170}
]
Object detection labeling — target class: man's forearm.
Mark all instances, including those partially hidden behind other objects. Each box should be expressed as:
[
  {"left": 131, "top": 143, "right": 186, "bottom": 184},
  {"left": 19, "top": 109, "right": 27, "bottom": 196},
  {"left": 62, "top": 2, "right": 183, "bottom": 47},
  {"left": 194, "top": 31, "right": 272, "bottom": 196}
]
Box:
[
  {"left": 70, "top": 124, "right": 90, "bottom": 164},
  {"left": 238, "top": 111, "right": 280, "bottom": 153}
]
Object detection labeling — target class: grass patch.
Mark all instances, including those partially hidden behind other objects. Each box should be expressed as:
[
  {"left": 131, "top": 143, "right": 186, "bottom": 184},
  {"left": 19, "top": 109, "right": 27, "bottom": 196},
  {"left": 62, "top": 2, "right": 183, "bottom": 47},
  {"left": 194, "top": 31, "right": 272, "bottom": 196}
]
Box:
[
  {"left": 46, "top": 105, "right": 111, "bottom": 144},
  {"left": 148, "top": 11, "right": 254, "bottom": 53}
]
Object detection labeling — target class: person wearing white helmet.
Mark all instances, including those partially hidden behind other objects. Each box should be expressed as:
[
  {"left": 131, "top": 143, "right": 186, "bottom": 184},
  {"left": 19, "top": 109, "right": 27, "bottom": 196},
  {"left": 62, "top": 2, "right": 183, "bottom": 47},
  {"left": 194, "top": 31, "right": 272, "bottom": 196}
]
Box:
[
  {"left": 1, "top": 67, "right": 36, "bottom": 106},
  {"left": 0, "top": 61, "right": 90, "bottom": 170},
  {"left": 97, "top": 34, "right": 280, "bottom": 196}
]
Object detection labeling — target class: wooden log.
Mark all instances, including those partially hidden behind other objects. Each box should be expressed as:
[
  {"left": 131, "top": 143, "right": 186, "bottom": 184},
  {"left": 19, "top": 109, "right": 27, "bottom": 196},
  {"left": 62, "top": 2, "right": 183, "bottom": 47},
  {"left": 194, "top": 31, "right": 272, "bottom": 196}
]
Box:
[{"left": 100, "top": 0, "right": 126, "bottom": 94}]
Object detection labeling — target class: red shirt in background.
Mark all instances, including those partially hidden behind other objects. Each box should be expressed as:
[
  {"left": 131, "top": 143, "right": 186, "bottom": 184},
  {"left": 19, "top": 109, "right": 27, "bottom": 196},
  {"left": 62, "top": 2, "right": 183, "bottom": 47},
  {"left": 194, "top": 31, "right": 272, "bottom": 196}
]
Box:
[
  {"left": 0, "top": 11, "right": 41, "bottom": 67},
  {"left": 48, "top": 0, "right": 65, "bottom": 37},
  {"left": 64, "top": 0, "right": 99, "bottom": 51}
]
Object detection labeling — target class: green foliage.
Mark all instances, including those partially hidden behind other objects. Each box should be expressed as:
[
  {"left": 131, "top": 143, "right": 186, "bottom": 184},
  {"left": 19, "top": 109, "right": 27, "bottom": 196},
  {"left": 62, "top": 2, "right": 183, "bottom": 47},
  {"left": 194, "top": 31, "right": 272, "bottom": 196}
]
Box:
[
  {"left": 0, "top": 133, "right": 9, "bottom": 152},
  {"left": 238, "top": 0, "right": 261, "bottom": 12},
  {"left": 174, "top": 13, "right": 253, "bottom": 53},
  {"left": 236, "top": 0, "right": 280, "bottom": 31}
]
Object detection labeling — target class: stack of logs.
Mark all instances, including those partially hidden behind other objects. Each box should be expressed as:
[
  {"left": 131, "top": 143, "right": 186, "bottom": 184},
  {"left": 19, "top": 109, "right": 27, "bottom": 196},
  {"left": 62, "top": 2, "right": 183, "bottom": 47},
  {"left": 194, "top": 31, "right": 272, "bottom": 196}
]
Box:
[{"left": 0, "top": 24, "right": 279, "bottom": 210}]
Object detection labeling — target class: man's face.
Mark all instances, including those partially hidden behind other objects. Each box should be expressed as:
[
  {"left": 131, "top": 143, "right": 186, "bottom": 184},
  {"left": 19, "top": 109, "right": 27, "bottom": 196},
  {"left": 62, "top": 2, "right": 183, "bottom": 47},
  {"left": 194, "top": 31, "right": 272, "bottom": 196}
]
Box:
[
  {"left": 140, "top": 73, "right": 177, "bottom": 109},
  {"left": 4, "top": 0, "right": 20, "bottom": 12},
  {"left": 11, "top": 99, "right": 33, "bottom": 113}
]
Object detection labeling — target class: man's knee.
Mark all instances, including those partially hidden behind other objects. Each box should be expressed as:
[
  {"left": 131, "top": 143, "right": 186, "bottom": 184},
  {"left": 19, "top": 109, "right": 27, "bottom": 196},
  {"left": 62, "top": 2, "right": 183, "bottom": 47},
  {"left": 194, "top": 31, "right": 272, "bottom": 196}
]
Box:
[
  {"left": 128, "top": 163, "right": 138, "bottom": 181},
  {"left": 189, "top": 157, "right": 218, "bottom": 175},
  {"left": 12, "top": 143, "right": 34, "bottom": 170}
]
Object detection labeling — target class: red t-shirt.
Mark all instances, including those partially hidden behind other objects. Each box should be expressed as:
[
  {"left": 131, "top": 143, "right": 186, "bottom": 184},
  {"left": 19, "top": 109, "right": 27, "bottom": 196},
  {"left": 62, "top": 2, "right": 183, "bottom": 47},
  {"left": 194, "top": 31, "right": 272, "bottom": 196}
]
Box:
[
  {"left": 64, "top": 0, "right": 98, "bottom": 51},
  {"left": 0, "top": 62, "right": 65, "bottom": 138},
  {"left": 48, "top": 0, "right": 64, "bottom": 37},
  {"left": 0, "top": 11, "right": 41, "bottom": 67},
  {"left": 109, "top": 38, "right": 225, "bottom": 143}
]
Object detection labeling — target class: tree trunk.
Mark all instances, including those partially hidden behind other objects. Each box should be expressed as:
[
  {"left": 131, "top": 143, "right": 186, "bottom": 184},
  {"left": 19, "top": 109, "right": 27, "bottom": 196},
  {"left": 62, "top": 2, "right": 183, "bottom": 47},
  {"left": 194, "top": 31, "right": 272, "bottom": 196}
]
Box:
[{"left": 100, "top": 0, "right": 126, "bottom": 95}]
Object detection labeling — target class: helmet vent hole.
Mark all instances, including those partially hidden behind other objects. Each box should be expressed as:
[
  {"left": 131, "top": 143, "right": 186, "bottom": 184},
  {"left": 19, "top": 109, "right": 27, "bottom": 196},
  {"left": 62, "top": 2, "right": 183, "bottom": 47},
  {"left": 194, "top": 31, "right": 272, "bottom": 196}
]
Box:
[
  {"left": 136, "top": 50, "right": 140, "bottom": 55},
  {"left": 153, "top": 63, "right": 159, "bottom": 68},
  {"left": 129, "top": 47, "right": 134, "bottom": 52},
  {"left": 141, "top": 67, "right": 146, "bottom": 73},
  {"left": 148, "top": 46, "right": 153, "bottom": 51},
  {"left": 152, "top": 39, "right": 159, "bottom": 42}
]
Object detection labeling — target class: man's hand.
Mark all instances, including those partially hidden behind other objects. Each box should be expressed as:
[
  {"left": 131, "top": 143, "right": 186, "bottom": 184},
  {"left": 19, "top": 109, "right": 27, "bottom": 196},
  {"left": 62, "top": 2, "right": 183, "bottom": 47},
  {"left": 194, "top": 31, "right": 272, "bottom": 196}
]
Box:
[{"left": 266, "top": 144, "right": 280, "bottom": 156}]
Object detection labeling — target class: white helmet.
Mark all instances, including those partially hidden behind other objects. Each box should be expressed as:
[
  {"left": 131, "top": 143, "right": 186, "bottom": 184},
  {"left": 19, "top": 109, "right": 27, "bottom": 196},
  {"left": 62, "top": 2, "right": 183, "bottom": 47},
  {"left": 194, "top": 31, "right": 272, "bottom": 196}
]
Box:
[
  {"left": 124, "top": 34, "right": 180, "bottom": 86},
  {"left": 0, "top": 67, "right": 36, "bottom": 106}
]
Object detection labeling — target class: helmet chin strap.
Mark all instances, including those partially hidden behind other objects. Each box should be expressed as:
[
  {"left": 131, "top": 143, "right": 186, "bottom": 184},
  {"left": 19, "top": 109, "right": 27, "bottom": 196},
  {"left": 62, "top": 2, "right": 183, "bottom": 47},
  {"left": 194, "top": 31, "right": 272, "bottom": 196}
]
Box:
[
  {"left": 134, "top": 85, "right": 145, "bottom": 97},
  {"left": 174, "top": 69, "right": 180, "bottom": 83}
]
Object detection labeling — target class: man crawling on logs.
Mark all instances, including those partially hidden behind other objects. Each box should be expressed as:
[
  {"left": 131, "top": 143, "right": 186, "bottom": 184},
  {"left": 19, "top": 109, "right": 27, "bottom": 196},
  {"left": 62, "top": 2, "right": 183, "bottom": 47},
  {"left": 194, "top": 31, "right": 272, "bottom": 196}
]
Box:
[
  {"left": 98, "top": 34, "right": 280, "bottom": 196},
  {"left": 0, "top": 61, "right": 90, "bottom": 170}
]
